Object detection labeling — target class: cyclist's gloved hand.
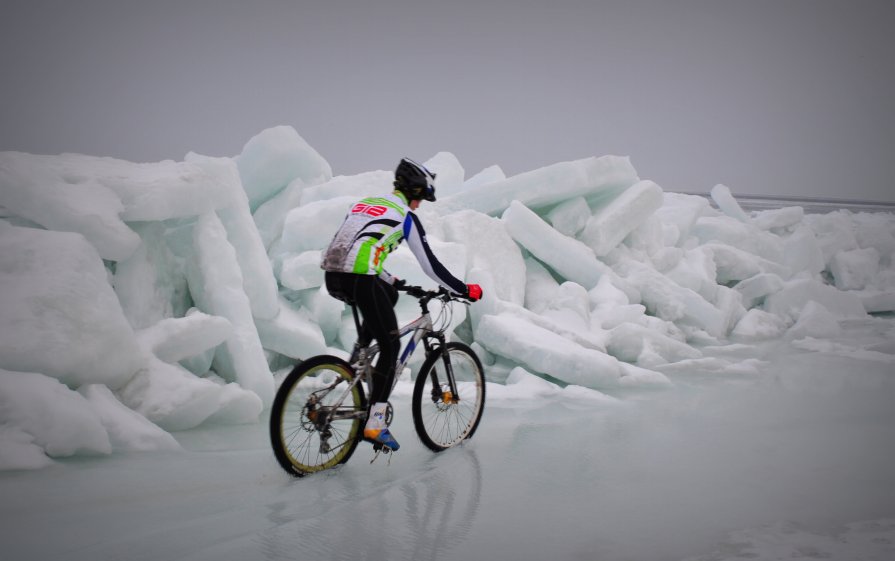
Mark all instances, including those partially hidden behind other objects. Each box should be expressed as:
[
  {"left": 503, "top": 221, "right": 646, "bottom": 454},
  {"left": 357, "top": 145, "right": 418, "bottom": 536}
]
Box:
[
  {"left": 393, "top": 278, "right": 406, "bottom": 289},
  {"left": 466, "top": 284, "right": 483, "bottom": 301}
]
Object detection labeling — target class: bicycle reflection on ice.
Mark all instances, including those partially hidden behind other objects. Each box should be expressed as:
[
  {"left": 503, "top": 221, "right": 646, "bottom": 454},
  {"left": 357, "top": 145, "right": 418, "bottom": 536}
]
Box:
[{"left": 260, "top": 446, "right": 482, "bottom": 561}]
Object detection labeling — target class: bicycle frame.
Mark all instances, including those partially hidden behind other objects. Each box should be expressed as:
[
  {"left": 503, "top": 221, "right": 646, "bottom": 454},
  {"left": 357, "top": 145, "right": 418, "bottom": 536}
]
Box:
[
  {"left": 350, "top": 306, "right": 442, "bottom": 394},
  {"left": 321, "top": 294, "right": 452, "bottom": 423}
]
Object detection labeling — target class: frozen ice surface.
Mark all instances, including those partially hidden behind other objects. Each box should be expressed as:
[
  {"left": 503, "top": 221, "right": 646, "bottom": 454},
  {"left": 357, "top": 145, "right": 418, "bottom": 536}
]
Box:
[
  {"left": 3, "top": 316, "right": 894, "bottom": 561},
  {"left": 3, "top": 131, "right": 895, "bottom": 561}
]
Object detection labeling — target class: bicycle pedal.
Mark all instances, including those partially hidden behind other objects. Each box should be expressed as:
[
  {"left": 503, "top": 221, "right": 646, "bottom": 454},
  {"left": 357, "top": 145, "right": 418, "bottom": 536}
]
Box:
[{"left": 369, "top": 446, "right": 393, "bottom": 465}]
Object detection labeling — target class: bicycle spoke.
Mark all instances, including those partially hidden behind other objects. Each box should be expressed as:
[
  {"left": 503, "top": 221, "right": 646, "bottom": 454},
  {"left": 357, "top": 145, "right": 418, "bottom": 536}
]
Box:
[{"left": 269, "top": 358, "right": 366, "bottom": 477}]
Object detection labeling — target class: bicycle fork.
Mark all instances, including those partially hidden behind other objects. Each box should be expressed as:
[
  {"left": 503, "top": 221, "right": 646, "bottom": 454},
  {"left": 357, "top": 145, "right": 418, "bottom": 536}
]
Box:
[{"left": 426, "top": 339, "right": 460, "bottom": 406}]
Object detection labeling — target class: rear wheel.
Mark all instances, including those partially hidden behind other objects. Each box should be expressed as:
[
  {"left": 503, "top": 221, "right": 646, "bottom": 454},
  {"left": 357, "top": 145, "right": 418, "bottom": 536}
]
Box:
[
  {"left": 412, "top": 342, "right": 486, "bottom": 452},
  {"left": 269, "top": 355, "right": 367, "bottom": 477}
]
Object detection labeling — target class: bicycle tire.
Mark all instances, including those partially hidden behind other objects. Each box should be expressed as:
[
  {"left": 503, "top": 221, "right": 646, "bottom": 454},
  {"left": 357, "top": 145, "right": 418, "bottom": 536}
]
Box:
[
  {"left": 269, "top": 355, "right": 367, "bottom": 477},
  {"left": 412, "top": 342, "right": 486, "bottom": 452}
]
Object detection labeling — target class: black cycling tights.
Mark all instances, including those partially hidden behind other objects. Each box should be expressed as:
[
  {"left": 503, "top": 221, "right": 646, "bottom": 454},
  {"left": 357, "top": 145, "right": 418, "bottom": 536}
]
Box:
[{"left": 324, "top": 272, "right": 399, "bottom": 404}]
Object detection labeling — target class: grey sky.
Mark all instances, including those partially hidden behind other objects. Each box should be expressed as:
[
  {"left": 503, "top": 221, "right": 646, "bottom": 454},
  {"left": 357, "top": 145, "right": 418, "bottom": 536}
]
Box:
[{"left": 1, "top": 0, "right": 893, "bottom": 202}]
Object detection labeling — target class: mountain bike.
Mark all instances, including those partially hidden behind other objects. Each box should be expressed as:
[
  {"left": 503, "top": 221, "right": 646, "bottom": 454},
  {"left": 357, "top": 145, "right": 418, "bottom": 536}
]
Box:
[{"left": 269, "top": 284, "right": 486, "bottom": 477}]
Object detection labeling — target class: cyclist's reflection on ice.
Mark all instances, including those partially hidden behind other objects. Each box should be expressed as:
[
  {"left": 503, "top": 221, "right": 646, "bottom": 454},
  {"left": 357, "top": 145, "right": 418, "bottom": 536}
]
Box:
[{"left": 260, "top": 446, "right": 482, "bottom": 561}]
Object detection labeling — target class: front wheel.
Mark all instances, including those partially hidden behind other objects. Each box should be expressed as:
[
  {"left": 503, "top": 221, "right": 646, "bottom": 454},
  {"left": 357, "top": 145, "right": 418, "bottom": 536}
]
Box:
[
  {"left": 412, "top": 342, "right": 486, "bottom": 452},
  {"left": 269, "top": 355, "right": 367, "bottom": 477}
]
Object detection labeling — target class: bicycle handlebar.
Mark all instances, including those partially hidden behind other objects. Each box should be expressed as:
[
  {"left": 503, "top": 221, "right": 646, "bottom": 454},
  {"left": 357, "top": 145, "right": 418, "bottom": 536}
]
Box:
[{"left": 395, "top": 283, "right": 472, "bottom": 304}]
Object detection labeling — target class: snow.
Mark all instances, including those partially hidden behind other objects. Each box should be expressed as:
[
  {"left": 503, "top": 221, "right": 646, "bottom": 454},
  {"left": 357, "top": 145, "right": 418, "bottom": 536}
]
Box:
[{"left": 2, "top": 125, "right": 895, "bottom": 560}]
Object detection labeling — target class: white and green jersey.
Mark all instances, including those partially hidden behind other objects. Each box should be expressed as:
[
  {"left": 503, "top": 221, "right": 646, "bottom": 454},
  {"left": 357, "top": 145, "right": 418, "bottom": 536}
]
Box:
[{"left": 321, "top": 192, "right": 466, "bottom": 294}]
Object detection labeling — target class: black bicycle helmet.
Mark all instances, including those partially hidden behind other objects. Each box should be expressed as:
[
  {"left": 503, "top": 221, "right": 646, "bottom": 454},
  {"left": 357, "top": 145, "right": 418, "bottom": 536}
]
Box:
[{"left": 394, "top": 157, "right": 437, "bottom": 202}]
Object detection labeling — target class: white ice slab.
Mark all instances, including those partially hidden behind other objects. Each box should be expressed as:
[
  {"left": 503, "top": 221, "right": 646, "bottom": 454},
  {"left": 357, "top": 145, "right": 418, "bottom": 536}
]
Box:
[
  {"left": 830, "top": 247, "right": 880, "bottom": 290},
  {"left": 279, "top": 250, "right": 325, "bottom": 291},
  {"left": 254, "top": 298, "right": 328, "bottom": 360},
  {"left": 235, "top": 125, "right": 331, "bottom": 211},
  {"left": 616, "top": 258, "right": 728, "bottom": 338},
  {"left": 546, "top": 196, "right": 591, "bottom": 237},
  {"left": 441, "top": 209, "right": 526, "bottom": 305},
  {"left": 0, "top": 152, "right": 141, "bottom": 261},
  {"left": 474, "top": 313, "right": 668, "bottom": 389},
  {"left": 710, "top": 183, "right": 750, "bottom": 222},
  {"left": 0, "top": 369, "right": 111, "bottom": 459},
  {"left": 424, "top": 152, "right": 465, "bottom": 199},
  {"left": 580, "top": 180, "right": 664, "bottom": 257},
  {"left": 298, "top": 170, "right": 392, "bottom": 205},
  {"left": 279, "top": 196, "right": 354, "bottom": 255},
  {"left": 764, "top": 278, "right": 867, "bottom": 322},
  {"left": 503, "top": 200, "right": 608, "bottom": 289},
  {"left": 185, "top": 212, "right": 274, "bottom": 406},
  {"left": 136, "top": 310, "right": 232, "bottom": 365},
  {"left": 78, "top": 384, "right": 181, "bottom": 451},
  {"left": 0, "top": 224, "right": 145, "bottom": 389},
  {"left": 188, "top": 153, "right": 280, "bottom": 319},
  {"left": 441, "top": 155, "right": 638, "bottom": 215}
]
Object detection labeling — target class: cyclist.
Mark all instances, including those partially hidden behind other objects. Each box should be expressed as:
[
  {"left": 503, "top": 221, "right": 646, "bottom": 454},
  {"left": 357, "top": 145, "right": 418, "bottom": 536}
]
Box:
[{"left": 321, "top": 157, "right": 483, "bottom": 452}]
